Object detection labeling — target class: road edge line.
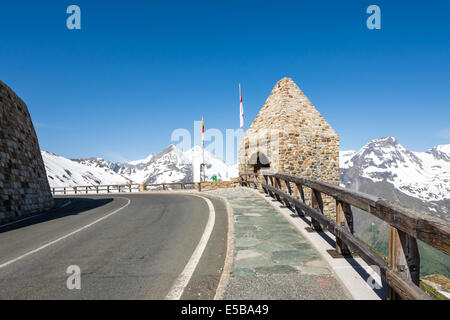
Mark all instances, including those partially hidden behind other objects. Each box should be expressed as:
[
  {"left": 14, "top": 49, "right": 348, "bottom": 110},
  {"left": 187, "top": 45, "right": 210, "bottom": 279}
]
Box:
[
  {"left": 165, "top": 195, "right": 216, "bottom": 300},
  {"left": 204, "top": 194, "right": 234, "bottom": 300}
]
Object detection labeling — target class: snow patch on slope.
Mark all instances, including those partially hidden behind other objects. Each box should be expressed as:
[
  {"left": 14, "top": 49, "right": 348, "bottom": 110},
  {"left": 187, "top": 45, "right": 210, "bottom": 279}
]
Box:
[
  {"left": 128, "top": 153, "right": 154, "bottom": 165},
  {"left": 340, "top": 150, "right": 356, "bottom": 169}
]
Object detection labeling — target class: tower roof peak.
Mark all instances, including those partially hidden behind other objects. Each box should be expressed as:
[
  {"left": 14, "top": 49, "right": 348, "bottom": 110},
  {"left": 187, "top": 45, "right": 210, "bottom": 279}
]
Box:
[{"left": 246, "top": 77, "right": 337, "bottom": 137}]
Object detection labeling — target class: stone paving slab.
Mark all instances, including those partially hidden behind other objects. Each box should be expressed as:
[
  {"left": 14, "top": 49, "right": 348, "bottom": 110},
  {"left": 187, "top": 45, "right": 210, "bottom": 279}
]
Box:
[{"left": 207, "top": 187, "right": 351, "bottom": 300}]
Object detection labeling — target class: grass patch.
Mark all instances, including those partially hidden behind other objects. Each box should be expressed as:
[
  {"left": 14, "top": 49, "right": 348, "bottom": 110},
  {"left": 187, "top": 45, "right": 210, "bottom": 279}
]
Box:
[{"left": 420, "top": 280, "right": 448, "bottom": 300}]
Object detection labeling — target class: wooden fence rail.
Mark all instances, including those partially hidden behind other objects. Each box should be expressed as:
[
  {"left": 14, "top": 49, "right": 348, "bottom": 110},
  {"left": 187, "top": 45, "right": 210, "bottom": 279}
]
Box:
[
  {"left": 239, "top": 172, "right": 450, "bottom": 300},
  {"left": 143, "top": 182, "right": 197, "bottom": 191},
  {"left": 51, "top": 182, "right": 198, "bottom": 195}
]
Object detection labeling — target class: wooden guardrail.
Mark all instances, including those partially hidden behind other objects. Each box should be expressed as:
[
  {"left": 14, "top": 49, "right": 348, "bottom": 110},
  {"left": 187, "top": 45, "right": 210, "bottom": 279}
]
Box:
[
  {"left": 144, "top": 182, "right": 197, "bottom": 191},
  {"left": 239, "top": 172, "right": 450, "bottom": 300},
  {"left": 50, "top": 182, "right": 198, "bottom": 195}
]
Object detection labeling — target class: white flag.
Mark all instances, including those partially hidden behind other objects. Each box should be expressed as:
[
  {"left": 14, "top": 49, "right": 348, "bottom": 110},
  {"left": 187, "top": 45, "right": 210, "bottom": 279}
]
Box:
[{"left": 239, "top": 84, "right": 244, "bottom": 129}]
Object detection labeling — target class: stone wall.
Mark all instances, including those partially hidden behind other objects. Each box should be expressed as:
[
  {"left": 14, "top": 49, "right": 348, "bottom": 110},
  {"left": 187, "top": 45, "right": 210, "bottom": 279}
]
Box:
[
  {"left": 0, "top": 81, "right": 54, "bottom": 223},
  {"left": 201, "top": 180, "right": 240, "bottom": 191},
  {"left": 238, "top": 78, "right": 339, "bottom": 218}
]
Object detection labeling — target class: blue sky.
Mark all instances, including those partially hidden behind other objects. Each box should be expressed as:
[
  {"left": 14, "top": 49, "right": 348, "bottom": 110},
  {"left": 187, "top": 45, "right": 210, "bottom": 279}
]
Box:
[{"left": 1, "top": 1, "right": 449, "bottom": 163}]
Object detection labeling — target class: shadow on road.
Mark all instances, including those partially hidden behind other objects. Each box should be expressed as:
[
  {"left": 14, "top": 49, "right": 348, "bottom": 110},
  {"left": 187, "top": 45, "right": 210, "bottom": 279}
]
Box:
[{"left": 0, "top": 197, "right": 113, "bottom": 233}]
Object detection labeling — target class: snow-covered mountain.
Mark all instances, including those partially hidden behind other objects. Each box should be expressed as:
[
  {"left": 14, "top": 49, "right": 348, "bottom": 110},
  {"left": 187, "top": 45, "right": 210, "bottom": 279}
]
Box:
[
  {"left": 42, "top": 151, "right": 132, "bottom": 187},
  {"left": 340, "top": 137, "right": 450, "bottom": 202},
  {"left": 41, "top": 144, "right": 238, "bottom": 187},
  {"left": 141, "top": 144, "right": 193, "bottom": 184}
]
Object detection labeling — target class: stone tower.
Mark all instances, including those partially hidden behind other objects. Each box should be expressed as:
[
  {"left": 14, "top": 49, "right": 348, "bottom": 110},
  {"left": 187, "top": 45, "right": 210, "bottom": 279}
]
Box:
[
  {"left": 238, "top": 77, "right": 339, "bottom": 217},
  {"left": 0, "top": 81, "right": 54, "bottom": 223}
]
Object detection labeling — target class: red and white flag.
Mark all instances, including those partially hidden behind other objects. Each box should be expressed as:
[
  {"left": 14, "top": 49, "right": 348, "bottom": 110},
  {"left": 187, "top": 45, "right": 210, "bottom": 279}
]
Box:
[
  {"left": 201, "top": 116, "right": 204, "bottom": 144},
  {"left": 239, "top": 83, "right": 244, "bottom": 129}
]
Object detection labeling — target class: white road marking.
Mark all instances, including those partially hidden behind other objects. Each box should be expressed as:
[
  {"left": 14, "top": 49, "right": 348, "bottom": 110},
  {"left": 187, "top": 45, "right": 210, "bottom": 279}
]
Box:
[
  {"left": 165, "top": 195, "right": 216, "bottom": 300},
  {"left": 60, "top": 200, "right": 72, "bottom": 208},
  {"left": 0, "top": 198, "right": 131, "bottom": 270},
  {"left": 0, "top": 200, "right": 72, "bottom": 229},
  {"left": 0, "top": 214, "right": 43, "bottom": 229}
]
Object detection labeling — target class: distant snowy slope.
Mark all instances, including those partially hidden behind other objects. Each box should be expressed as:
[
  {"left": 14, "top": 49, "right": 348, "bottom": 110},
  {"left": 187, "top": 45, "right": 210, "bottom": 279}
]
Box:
[{"left": 42, "top": 151, "right": 132, "bottom": 187}]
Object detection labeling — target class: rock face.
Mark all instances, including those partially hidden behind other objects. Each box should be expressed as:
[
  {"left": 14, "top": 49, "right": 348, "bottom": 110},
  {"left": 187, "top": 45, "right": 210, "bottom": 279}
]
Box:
[
  {"left": 0, "top": 81, "right": 54, "bottom": 223},
  {"left": 239, "top": 77, "right": 339, "bottom": 218}
]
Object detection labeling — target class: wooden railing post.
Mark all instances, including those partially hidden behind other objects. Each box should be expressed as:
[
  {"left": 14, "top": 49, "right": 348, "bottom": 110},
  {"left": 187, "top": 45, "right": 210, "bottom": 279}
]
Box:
[
  {"left": 273, "top": 177, "right": 283, "bottom": 202},
  {"left": 286, "top": 179, "right": 295, "bottom": 208},
  {"left": 280, "top": 179, "right": 292, "bottom": 208},
  {"left": 268, "top": 175, "right": 274, "bottom": 186},
  {"left": 268, "top": 175, "right": 276, "bottom": 197},
  {"left": 294, "top": 183, "right": 305, "bottom": 217},
  {"left": 388, "top": 226, "right": 420, "bottom": 300},
  {"left": 285, "top": 180, "right": 292, "bottom": 195},
  {"left": 335, "top": 200, "right": 354, "bottom": 256},
  {"left": 96, "top": 186, "right": 99, "bottom": 194},
  {"left": 310, "top": 189, "right": 324, "bottom": 231},
  {"left": 107, "top": 185, "right": 110, "bottom": 193},
  {"left": 63, "top": 187, "right": 66, "bottom": 195},
  {"left": 262, "top": 175, "right": 270, "bottom": 195}
]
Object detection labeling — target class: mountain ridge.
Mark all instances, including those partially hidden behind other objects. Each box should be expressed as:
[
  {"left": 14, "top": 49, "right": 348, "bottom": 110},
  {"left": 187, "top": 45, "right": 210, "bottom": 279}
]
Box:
[
  {"left": 42, "top": 144, "right": 239, "bottom": 187},
  {"left": 341, "top": 136, "right": 450, "bottom": 203}
]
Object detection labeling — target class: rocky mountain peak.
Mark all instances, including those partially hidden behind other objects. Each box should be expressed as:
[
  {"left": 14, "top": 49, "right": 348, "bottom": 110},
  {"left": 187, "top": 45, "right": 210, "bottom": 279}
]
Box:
[{"left": 426, "top": 145, "right": 450, "bottom": 162}]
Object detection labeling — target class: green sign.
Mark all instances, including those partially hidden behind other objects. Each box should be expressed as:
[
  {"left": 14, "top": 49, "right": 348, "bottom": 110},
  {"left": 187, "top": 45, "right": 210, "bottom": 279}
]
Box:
[{"left": 212, "top": 174, "right": 217, "bottom": 182}]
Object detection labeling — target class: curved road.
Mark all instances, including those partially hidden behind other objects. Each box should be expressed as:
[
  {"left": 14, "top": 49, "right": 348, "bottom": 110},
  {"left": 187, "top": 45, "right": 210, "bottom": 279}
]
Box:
[{"left": 0, "top": 193, "right": 228, "bottom": 299}]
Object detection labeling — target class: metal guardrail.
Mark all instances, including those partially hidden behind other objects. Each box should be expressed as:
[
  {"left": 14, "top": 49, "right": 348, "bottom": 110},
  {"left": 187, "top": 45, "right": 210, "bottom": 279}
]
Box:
[{"left": 240, "top": 172, "right": 450, "bottom": 300}]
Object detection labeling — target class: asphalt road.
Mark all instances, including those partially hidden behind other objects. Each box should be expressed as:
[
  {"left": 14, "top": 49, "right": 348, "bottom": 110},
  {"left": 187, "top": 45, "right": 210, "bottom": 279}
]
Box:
[{"left": 0, "top": 193, "right": 228, "bottom": 299}]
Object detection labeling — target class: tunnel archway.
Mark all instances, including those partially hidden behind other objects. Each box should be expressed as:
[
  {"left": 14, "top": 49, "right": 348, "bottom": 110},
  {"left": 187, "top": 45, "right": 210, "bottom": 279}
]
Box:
[{"left": 249, "top": 152, "right": 270, "bottom": 174}]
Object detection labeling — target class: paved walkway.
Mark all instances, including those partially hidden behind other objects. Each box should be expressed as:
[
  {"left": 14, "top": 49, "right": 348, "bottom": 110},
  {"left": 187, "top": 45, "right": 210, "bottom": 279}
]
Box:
[{"left": 207, "top": 187, "right": 351, "bottom": 300}]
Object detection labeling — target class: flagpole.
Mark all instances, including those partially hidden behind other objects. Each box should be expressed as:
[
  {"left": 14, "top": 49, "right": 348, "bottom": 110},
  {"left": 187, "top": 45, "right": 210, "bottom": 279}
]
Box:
[
  {"left": 202, "top": 116, "right": 205, "bottom": 182},
  {"left": 239, "top": 83, "right": 244, "bottom": 139},
  {"left": 239, "top": 83, "right": 248, "bottom": 183}
]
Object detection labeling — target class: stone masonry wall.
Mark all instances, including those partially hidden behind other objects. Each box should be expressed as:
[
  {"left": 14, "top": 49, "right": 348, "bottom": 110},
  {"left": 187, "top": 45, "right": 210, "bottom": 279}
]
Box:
[
  {"left": 201, "top": 180, "right": 240, "bottom": 191},
  {"left": 0, "top": 81, "right": 54, "bottom": 223}
]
